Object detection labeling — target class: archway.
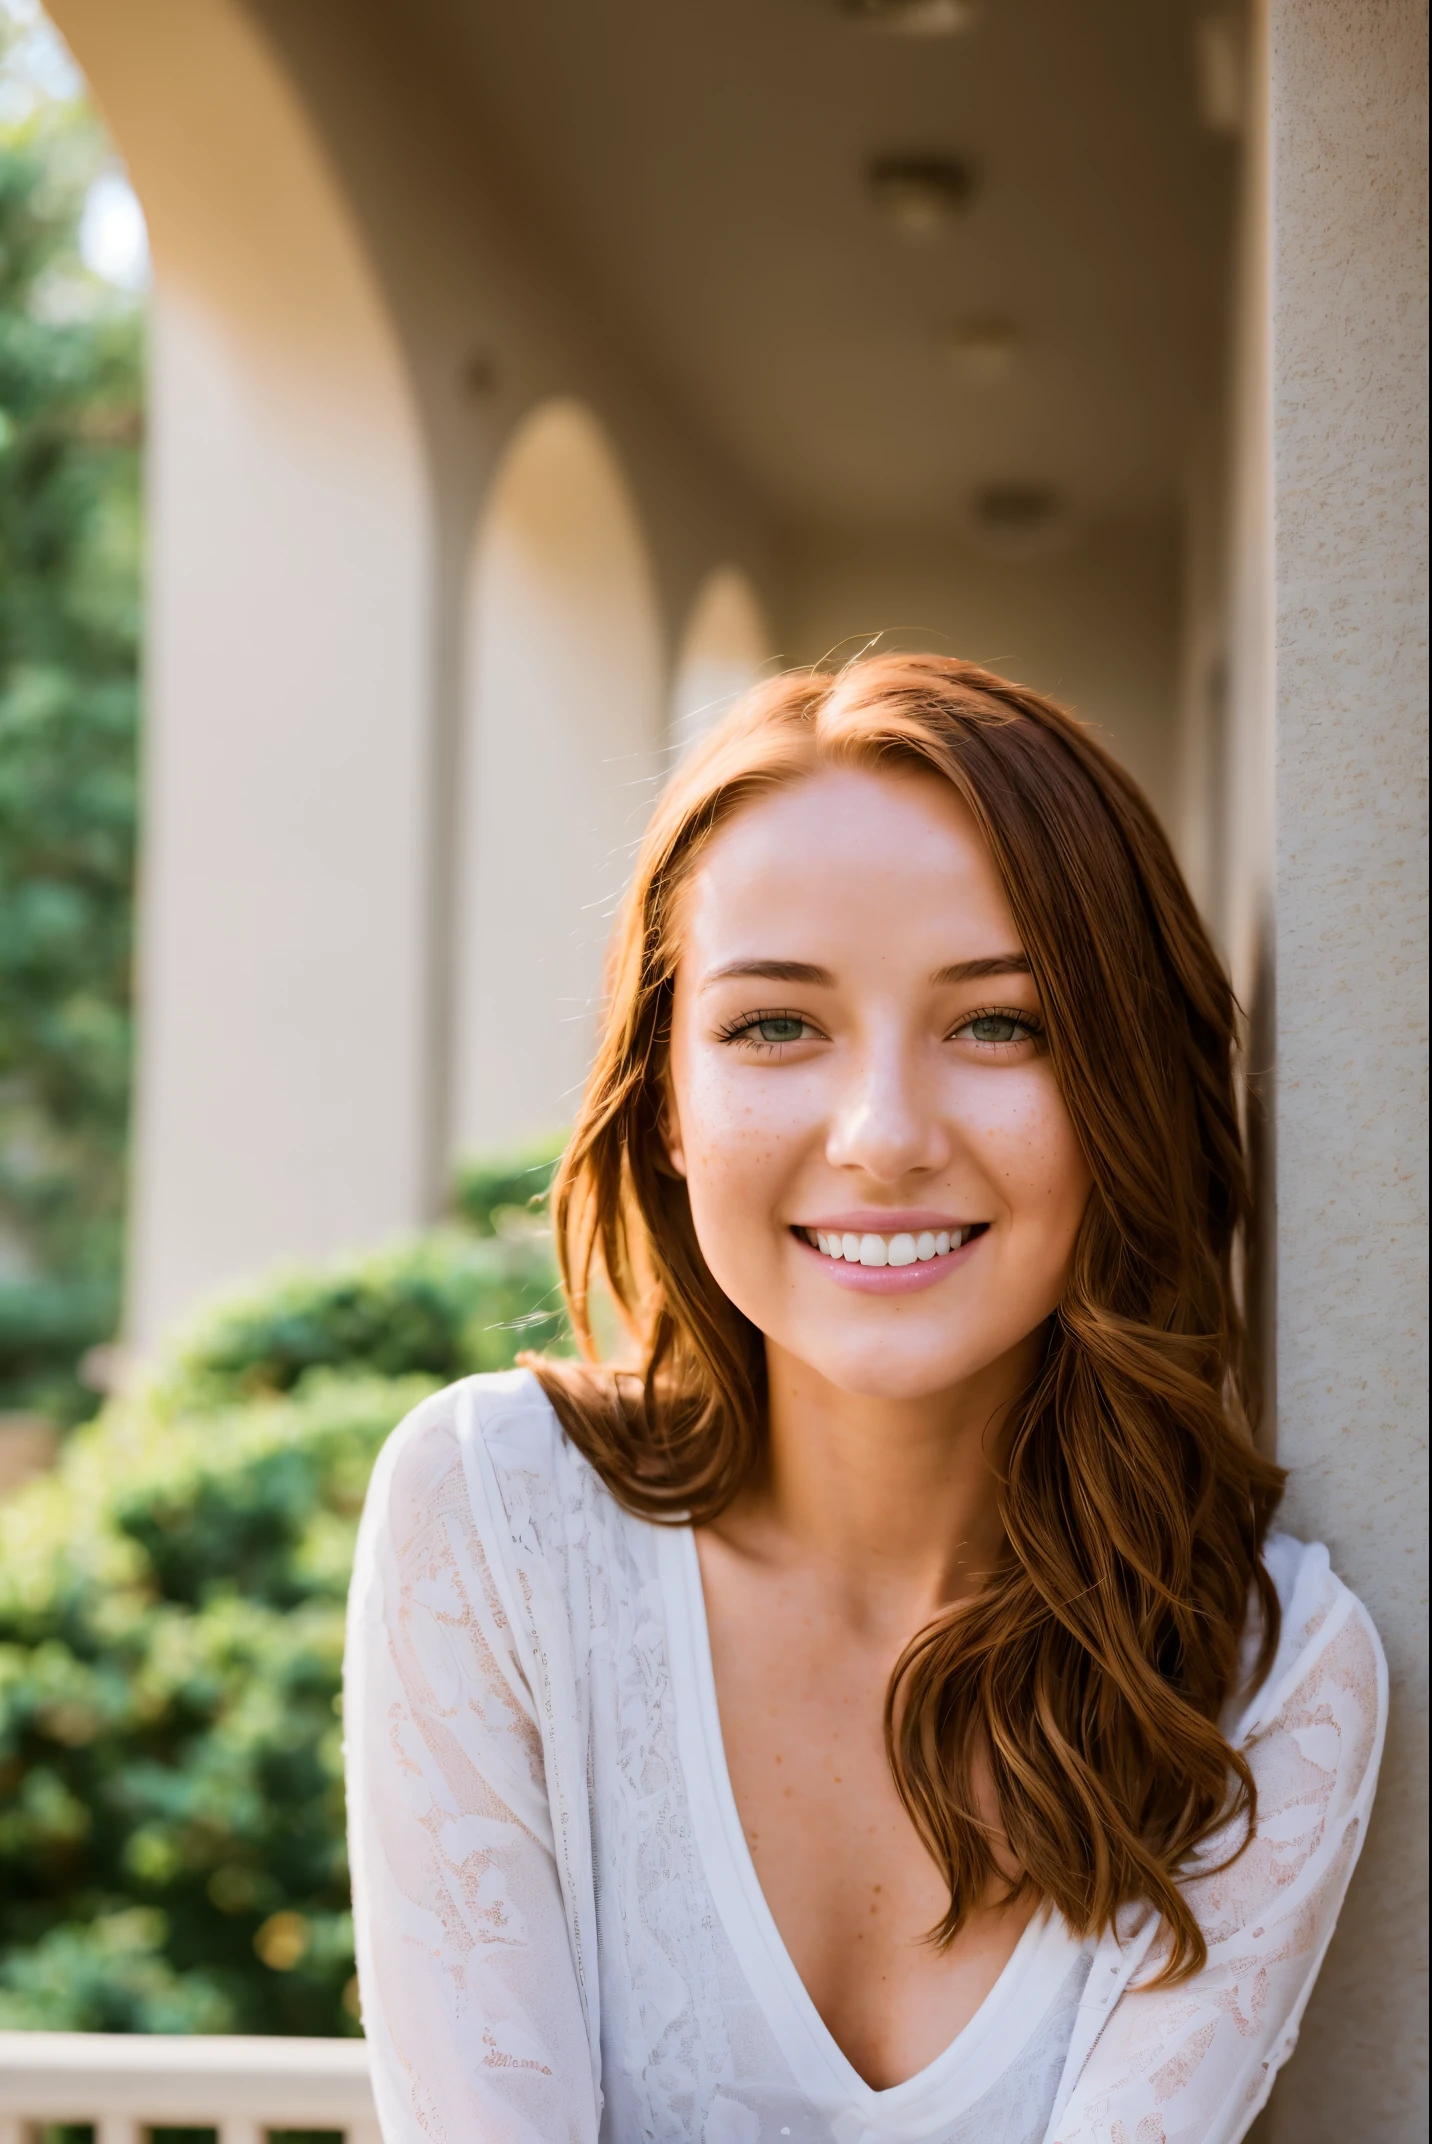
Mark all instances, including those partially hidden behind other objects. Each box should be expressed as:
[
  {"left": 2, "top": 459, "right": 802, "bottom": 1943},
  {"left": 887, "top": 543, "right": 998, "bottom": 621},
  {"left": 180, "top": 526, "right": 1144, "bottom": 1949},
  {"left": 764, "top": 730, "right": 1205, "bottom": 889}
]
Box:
[
  {"left": 451, "top": 398, "right": 665, "bottom": 1156},
  {"left": 48, "top": 0, "right": 431, "bottom": 1348},
  {"left": 670, "top": 565, "right": 773, "bottom": 757}
]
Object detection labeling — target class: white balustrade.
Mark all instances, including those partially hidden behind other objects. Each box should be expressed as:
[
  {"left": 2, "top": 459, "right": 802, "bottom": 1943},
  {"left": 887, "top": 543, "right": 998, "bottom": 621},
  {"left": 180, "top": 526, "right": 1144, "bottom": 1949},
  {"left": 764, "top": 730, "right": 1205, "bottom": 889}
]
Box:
[{"left": 0, "top": 2033, "right": 378, "bottom": 2144}]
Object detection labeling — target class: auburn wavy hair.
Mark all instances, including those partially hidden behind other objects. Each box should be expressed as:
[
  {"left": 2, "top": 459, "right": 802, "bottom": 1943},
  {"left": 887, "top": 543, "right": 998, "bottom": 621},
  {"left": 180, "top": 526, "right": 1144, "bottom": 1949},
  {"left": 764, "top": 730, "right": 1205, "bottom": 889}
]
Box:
[{"left": 525, "top": 652, "right": 1285, "bottom": 1978}]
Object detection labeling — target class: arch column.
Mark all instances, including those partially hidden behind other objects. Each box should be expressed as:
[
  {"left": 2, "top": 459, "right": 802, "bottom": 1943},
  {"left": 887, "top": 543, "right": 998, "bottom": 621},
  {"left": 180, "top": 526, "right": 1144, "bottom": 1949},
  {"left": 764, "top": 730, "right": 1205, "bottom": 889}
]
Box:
[
  {"left": 671, "top": 566, "right": 773, "bottom": 757},
  {"left": 451, "top": 399, "right": 664, "bottom": 1155},
  {"left": 50, "top": 0, "right": 433, "bottom": 1346}
]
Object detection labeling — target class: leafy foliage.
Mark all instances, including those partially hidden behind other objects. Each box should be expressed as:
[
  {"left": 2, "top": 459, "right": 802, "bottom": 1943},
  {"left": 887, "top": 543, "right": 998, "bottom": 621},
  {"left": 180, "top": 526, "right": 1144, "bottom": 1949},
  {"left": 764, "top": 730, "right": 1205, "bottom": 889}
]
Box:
[
  {"left": 157, "top": 1228, "right": 566, "bottom": 1417},
  {"left": 452, "top": 1137, "right": 562, "bottom": 1237},
  {"left": 0, "top": 1186, "right": 568, "bottom": 2035},
  {"left": 0, "top": 15, "right": 144, "bottom": 1422}
]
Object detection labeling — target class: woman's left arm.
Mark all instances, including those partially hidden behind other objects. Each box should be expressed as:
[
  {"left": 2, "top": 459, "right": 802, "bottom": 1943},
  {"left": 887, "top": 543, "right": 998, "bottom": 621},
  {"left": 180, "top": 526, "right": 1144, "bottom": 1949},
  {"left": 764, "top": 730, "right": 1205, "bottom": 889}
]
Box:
[{"left": 1050, "top": 1571, "right": 1387, "bottom": 2144}]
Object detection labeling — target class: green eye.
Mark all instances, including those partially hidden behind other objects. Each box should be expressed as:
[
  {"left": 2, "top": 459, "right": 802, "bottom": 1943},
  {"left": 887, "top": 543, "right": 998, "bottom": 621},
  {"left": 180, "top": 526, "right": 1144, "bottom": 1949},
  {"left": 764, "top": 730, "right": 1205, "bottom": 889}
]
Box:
[
  {"left": 962, "top": 1013, "right": 1031, "bottom": 1044},
  {"left": 716, "top": 1008, "right": 822, "bottom": 1050}
]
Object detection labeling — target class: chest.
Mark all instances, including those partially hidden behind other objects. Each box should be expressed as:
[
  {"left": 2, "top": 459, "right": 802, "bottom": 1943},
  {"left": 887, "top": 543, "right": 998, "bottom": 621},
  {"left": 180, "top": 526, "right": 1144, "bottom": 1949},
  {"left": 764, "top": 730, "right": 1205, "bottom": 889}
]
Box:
[
  {"left": 529, "top": 1475, "right": 1096, "bottom": 2140},
  {"left": 691, "top": 1535, "right": 1036, "bottom": 2090}
]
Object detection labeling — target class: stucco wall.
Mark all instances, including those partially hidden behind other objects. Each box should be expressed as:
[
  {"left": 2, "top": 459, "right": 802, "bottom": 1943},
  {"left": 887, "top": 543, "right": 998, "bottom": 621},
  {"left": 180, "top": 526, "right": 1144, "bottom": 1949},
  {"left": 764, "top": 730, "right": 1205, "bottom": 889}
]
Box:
[{"left": 1268, "top": 1, "right": 1428, "bottom": 2135}]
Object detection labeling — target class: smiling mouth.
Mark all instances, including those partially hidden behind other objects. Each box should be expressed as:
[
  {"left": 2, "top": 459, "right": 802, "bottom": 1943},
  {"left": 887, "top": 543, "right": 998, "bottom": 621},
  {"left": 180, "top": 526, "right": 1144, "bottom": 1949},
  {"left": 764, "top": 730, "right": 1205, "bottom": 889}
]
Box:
[{"left": 794, "top": 1223, "right": 990, "bottom": 1268}]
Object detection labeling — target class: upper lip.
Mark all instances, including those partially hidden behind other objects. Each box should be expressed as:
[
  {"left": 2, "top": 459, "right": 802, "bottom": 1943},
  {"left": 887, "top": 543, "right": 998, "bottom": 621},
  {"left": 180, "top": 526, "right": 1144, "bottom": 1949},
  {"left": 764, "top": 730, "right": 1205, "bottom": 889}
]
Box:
[{"left": 793, "top": 1210, "right": 985, "bottom": 1233}]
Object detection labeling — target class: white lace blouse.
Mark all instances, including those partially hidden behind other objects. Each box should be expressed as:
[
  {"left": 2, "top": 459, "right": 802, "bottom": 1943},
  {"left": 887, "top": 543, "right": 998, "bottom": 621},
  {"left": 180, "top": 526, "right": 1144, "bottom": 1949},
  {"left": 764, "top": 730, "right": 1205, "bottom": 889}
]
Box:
[{"left": 344, "top": 1370, "right": 1386, "bottom": 2144}]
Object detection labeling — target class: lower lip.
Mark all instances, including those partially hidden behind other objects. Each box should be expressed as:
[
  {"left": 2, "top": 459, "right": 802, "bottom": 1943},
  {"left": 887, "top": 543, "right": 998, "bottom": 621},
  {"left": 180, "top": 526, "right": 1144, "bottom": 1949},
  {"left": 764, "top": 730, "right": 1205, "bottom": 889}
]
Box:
[{"left": 792, "top": 1229, "right": 985, "bottom": 1294}]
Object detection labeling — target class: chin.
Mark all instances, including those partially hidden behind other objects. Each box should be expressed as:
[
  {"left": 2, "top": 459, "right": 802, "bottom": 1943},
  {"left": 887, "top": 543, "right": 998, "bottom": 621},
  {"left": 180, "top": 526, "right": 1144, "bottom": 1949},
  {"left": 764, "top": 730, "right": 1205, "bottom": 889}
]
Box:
[{"left": 788, "top": 1334, "right": 988, "bottom": 1404}]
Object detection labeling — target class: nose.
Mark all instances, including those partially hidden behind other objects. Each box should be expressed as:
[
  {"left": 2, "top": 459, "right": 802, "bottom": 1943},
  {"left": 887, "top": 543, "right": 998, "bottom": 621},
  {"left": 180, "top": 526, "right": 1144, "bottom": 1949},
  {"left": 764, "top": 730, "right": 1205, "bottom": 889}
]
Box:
[{"left": 823, "top": 1023, "right": 950, "bottom": 1186}]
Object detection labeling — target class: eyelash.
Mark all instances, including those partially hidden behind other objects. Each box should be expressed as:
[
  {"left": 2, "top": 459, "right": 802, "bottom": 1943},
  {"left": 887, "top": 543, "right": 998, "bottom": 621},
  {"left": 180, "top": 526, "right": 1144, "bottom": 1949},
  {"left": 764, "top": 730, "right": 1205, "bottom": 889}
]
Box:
[
  {"left": 715, "top": 1005, "right": 1046, "bottom": 1050},
  {"left": 950, "top": 1005, "right": 1046, "bottom": 1048},
  {"left": 715, "top": 1008, "right": 819, "bottom": 1052}
]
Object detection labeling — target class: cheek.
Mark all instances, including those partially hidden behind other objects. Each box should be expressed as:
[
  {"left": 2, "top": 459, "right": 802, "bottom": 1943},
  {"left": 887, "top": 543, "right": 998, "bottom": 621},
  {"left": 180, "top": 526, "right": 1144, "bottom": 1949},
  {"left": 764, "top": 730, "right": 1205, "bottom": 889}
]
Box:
[
  {"left": 670, "top": 1055, "right": 785, "bottom": 1231},
  {"left": 675, "top": 1049, "right": 817, "bottom": 1182},
  {"left": 969, "top": 1068, "right": 1092, "bottom": 1241}
]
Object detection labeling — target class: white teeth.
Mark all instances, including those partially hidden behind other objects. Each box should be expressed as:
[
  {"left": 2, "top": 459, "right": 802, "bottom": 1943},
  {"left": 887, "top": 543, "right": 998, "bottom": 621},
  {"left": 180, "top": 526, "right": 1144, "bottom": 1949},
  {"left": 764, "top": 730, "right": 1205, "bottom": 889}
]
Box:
[{"left": 806, "top": 1226, "right": 975, "bottom": 1264}]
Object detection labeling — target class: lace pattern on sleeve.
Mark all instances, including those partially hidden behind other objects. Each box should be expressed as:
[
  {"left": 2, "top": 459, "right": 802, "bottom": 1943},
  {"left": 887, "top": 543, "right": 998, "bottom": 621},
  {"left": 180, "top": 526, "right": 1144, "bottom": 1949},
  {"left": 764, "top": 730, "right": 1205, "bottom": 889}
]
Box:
[
  {"left": 345, "top": 1392, "right": 599, "bottom": 2144},
  {"left": 1048, "top": 1573, "right": 1386, "bottom": 2144}
]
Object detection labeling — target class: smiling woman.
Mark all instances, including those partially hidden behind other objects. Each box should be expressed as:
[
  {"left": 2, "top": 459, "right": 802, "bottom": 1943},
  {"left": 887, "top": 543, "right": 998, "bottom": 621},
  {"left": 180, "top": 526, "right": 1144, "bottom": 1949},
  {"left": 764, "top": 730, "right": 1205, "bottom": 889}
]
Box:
[{"left": 344, "top": 655, "right": 1385, "bottom": 2144}]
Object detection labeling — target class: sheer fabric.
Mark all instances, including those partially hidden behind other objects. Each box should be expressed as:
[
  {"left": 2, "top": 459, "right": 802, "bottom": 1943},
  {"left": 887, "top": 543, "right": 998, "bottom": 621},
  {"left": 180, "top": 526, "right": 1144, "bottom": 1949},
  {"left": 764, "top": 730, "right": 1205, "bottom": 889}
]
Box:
[{"left": 345, "top": 1371, "right": 1385, "bottom": 2144}]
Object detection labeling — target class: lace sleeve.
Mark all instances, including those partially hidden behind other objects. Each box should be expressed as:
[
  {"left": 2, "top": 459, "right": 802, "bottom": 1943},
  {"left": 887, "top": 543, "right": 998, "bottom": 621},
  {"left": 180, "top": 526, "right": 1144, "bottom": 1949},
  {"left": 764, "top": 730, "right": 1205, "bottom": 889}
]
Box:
[
  {"left": 1049, "top": 1570, "right": 1387, "bottom": 2144},
  {"left": 344, "top": 1391, "right": 599, "bottom": 2144}
]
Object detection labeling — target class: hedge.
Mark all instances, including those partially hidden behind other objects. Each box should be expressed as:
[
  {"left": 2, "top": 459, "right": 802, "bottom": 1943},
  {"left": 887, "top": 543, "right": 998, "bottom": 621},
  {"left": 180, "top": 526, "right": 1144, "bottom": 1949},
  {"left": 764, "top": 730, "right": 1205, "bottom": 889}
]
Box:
[{"left": 0, "top": 1163, "right": 566, "bottom": 2035}]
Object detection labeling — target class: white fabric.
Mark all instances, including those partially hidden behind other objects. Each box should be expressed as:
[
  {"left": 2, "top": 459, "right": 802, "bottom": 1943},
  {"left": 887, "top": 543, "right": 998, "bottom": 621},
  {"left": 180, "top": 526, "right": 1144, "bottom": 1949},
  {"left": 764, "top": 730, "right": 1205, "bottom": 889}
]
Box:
[{"left": 344, "top": 1370, "right": 1386, "bottom": 2144}]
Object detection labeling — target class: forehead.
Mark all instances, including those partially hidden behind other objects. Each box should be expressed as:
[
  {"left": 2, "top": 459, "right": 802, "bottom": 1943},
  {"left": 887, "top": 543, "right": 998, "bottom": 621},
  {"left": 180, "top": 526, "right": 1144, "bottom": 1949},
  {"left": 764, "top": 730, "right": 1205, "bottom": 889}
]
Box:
[{"left": 676, "top": 764, "right": 1020, "bottom": 970}]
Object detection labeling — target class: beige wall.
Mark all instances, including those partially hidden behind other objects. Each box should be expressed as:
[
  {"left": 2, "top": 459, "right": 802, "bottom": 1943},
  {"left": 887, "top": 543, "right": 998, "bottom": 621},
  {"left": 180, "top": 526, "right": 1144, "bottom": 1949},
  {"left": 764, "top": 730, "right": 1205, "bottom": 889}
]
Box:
[
  {"left": 781, "top": 521, "right": 1183, "bottom": 828},
  {"left": 1264, "top": 1, "right": 1429, "bottom": 2137}
]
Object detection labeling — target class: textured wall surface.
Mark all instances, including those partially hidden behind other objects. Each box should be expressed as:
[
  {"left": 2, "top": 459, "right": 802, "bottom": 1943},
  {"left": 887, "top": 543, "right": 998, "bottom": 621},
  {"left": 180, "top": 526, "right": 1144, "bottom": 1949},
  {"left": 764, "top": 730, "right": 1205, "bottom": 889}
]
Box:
[{"left": 1270, "top": 1, "right": 1429, "bottom": 2136}]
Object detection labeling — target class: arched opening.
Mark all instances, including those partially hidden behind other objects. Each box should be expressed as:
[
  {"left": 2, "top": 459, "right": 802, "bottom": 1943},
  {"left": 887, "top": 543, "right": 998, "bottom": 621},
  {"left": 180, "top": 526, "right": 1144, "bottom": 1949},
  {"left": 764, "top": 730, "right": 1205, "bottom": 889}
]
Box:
[
  {"left": 451, "top": 398, "right": 664, "bottom": 1156},
  {"left": 670, "top": 565, "right": 773, "bottom": 757}
]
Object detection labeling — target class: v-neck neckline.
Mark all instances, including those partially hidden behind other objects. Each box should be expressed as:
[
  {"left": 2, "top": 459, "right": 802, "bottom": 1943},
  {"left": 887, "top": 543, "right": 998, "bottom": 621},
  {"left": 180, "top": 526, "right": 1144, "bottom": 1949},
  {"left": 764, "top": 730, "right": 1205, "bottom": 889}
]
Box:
[{"left": 656, "top": 1522, "right": 1091, "bottom": 2134}]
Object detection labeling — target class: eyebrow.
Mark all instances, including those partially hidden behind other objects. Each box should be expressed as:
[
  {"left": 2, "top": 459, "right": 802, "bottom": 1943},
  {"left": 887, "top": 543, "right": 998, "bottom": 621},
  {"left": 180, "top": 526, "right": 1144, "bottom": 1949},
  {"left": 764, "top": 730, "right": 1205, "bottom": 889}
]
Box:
[
  {"left": 930, "top": 954, "right": 1033, "bottom": 985},
  {"left": 701, "top": 959, "right": 835, "bottom": 989},
  {"left": 700, "top": 953, "right": 1032, "bottom": 991}
]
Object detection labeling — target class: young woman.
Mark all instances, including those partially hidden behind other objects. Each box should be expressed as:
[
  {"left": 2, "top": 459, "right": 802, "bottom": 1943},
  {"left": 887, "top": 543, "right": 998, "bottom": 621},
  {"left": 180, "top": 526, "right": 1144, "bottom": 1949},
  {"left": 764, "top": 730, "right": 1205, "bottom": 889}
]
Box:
[{"left": 346, "top": 655, "right": 1384, "bottom": 2144}]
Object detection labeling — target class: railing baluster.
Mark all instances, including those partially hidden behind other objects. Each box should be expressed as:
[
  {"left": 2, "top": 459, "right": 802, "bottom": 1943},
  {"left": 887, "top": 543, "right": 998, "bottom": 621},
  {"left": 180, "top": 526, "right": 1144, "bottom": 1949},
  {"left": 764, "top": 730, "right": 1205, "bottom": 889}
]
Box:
[
  {"left": 96, "top": 2119, "right": 145, "bottom": 2144},
  {"left": 218, "top": 2122, "right": 267, "bottom": 2144}
]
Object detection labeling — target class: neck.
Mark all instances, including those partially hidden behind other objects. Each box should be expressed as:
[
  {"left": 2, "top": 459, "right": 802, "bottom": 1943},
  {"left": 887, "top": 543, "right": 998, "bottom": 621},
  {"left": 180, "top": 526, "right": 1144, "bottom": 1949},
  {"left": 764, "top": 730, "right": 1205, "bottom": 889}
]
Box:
[{"left": 715, "top": 1335, "right": 1040, "bottom": 1636}]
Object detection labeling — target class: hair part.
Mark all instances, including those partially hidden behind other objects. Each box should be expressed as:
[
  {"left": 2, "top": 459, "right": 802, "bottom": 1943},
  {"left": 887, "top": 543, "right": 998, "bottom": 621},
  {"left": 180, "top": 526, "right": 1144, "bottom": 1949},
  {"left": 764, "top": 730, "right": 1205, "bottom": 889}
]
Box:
[{"left": 525, "top": 652, "right": 1284, "bottom": 1977}]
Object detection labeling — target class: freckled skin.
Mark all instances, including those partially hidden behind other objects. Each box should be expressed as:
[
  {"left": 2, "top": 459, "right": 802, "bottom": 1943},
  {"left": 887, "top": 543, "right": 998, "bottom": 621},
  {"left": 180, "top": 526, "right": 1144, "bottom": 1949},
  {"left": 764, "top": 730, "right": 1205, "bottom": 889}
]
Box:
[{"left": 664, "top": 769, "right": 1093, "bottom": 2091}]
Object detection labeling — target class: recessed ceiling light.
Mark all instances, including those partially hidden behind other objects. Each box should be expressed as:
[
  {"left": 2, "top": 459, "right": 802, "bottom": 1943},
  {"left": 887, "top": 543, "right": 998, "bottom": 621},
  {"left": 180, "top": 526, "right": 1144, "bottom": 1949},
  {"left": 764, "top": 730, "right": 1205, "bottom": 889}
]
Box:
[
  {"left": 868, "top": 157, "right": 976, "bottom": 236},
  {"left": 1194, "top": 13, "right": 1246, "bottom": 133},
  {"left": 970, "top": 484, "right": 1066, "bottom": 556},
  {"left": 841, "top": 0, "right": 982, "bottom": 34},
  {"left": 941, "top": 318, "right": 1022, "bottom": 381}
]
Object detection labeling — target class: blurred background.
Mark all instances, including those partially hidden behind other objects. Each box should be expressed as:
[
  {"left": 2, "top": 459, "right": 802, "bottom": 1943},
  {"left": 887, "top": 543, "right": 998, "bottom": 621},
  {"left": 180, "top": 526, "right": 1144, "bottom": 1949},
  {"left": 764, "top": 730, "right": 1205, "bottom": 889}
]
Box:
[{"left": 0, "top": 2, "right": 1424, "bottom": 2139}]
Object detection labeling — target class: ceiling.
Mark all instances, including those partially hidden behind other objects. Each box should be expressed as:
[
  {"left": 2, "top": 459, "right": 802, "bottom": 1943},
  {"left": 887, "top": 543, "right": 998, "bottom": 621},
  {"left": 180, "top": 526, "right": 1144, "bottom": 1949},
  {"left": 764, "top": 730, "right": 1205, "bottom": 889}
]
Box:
[{"left": 408, "top": 0, "right": 1238, "bottom": 534}]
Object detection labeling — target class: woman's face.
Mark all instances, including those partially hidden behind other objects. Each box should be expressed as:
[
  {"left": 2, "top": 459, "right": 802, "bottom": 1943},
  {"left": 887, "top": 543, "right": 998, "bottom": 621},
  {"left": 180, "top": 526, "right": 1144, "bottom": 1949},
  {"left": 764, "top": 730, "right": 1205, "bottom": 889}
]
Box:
[{"left": 665, "top": 765, "right": 1093, "bottom": 1403}]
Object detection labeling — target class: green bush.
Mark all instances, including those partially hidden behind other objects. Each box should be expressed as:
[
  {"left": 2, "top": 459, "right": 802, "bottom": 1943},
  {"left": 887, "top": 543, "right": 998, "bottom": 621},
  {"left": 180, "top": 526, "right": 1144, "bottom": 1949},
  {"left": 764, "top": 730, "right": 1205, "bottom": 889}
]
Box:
[
  {"left": 0, "top": 1195, "right": 569, "bottom": 2035},
  {"left": 158, "top": 1227, "right": 566, "bottom": 1415},
  {"left": 452, "top": 1137, "right": 562, "bottom": 1237}
]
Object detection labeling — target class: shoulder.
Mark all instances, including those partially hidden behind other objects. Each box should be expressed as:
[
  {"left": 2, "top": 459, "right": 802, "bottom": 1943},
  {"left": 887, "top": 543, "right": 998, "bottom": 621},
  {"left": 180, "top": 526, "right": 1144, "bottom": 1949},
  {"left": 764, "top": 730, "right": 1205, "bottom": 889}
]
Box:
[
  {"left": 361, "top": 1367, "right": 642, "bottom": 1608},
  {"left": 1230, "top": 1531, "right": 1387, "bottom": 1790},
  {"left": 364, "top": 1367, "right": 590, "bottom": 1516}
]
